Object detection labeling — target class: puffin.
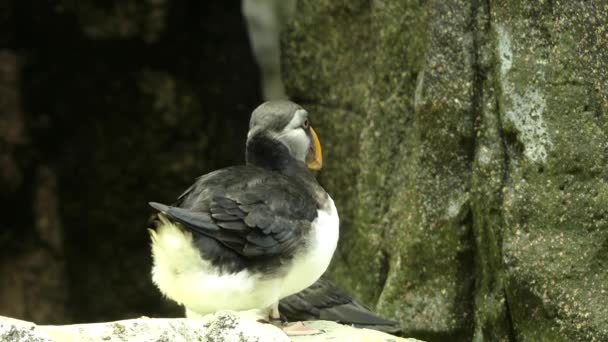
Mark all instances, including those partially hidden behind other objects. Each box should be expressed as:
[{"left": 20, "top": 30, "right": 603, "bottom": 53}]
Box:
[
  {"left": 148, "top": 100, "right": 339, "bottom": 330},
  {"left": 279, "top": 276, "right": 402, "bottom": 334}
]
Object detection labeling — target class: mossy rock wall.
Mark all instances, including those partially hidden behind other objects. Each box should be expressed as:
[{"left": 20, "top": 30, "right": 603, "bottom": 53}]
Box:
[{"left": 282, "top": 1, "right": 608, "bottom": 341}]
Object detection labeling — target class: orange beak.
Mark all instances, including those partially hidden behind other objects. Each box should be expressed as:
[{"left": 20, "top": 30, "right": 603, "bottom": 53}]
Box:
[{"left": 307, "top": 127, "right": 323, "bottom": 170}]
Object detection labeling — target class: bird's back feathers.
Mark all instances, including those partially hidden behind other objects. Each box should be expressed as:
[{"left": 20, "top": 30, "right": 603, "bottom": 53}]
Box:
[{"left": 150, "top": 165, "right": 322, "bottom": 274}]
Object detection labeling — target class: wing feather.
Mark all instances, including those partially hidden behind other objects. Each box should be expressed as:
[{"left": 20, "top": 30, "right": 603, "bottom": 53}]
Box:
[{"left": 149, "top": 166, "right": 318, "bottom": 259}]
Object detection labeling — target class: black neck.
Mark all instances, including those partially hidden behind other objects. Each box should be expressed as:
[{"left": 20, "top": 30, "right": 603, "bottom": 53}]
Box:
[
  {"left": 246, "top": 134, "right": 305, "bottom": 176},
  {"left": 246, "top": 134, "right": 328, "bottom": 208}
]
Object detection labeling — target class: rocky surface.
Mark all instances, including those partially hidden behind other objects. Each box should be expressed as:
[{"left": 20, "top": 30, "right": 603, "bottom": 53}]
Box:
[
  {"left": 0, "top": 313, "right": 419, "bottom": 342},
  {"left": 283, "top": 1, "right": 608, "bottom": 341},
  {"left": 1, "top": 1, "right": 606, "bottom": 341}
]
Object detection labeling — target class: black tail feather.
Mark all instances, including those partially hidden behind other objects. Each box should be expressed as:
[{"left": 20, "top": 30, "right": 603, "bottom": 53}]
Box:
[{"left": 149, "top": 202, "right": 219, "bottom": 233}]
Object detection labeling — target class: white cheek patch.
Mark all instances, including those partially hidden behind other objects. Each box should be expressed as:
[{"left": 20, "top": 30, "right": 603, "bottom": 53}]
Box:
[
  {"left": 275, "top": 109, "right": 310, "bottom": 162},
  {"left": 277, "top": 129, "right": 309, "bottom": 162},
  {"left": 293, "top": 109, "right": 308, "bottom": 126}
]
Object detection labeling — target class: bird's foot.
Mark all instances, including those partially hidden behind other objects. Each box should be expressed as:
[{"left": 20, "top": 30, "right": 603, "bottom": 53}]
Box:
[
  {"left": 281, "top": 321, "right": 322, "bottom": 336},
  {"left": 270, "top": 302, "right": 281, "bottom": 322}
]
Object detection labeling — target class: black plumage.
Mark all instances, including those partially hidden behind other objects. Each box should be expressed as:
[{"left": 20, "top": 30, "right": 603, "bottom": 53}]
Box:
[
  {"left": 280, "top": 277, "right": 402, "bottom": 334},
  {"left": 148, "top": 100, "right": 336, "bottom": 320},
  {"left": 151, "top": 165, "right": 322, "bottom": 274}
]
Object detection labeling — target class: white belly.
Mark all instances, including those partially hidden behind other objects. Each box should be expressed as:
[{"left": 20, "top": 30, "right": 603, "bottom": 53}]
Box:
[
  {"left": 279, "top": 197, "right": 339, "bottom": 298},
  {"left": 149, "top": 197, "right": 339, "bottom": 315}
]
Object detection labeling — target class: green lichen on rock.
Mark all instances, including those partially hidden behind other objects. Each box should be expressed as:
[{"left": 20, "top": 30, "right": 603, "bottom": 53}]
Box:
[
  {"left": 494, "top": 1, "right": 608, "bottom": 341},
  {"left": 283, "top": 0, "right": 378, "bottom": 303},
  {"left": 284, "top": 1, "right": 478, "bottom": 339},
  {"left": 283, "top": 0, "right": 608, "bottom": 341}
]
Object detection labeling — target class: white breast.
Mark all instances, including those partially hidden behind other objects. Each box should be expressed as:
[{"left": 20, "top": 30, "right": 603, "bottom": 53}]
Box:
[
  {"left": 279, "top": 196, "right": 340, "bottom": 298},
  {"left": 149, "top": 218, "right": 265, "bottom": 314},
  {"left": 149, "top": 196, "right": 339, "bottom": 315}
]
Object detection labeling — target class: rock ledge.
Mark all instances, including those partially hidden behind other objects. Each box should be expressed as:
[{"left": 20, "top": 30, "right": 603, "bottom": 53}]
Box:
[{"left": 0, "top": 312, "right": 423, "bottom": 342}]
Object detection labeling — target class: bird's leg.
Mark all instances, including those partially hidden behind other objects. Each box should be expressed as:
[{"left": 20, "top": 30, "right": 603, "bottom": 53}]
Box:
[
  {"left": 270, "top": 302, "right": 281, "bottom": 321},
  {"left": 233, "top": 305, "right": 321, "bottom": 336},
  {"left": 266, "top": 303, "right": 321, "bottom": 336}
]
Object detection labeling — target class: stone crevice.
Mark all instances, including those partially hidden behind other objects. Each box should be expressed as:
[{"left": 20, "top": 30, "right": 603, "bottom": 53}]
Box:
[
  {"left": 503, "top": 288, "right": 517, "bottom": 341},
  {"left": 484, "top": 0, "right": 516, "bottom": 340},
  {"left": 470, "top": 0, "right": 516, "bottom": 340},
  {"left": 467, "top": 0, "right": 486, "bottom": 339}
]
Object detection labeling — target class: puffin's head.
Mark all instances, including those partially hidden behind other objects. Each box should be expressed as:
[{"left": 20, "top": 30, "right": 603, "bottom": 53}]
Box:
[{"left": 247, "top": 100, "right": 323, "bottom": 171}]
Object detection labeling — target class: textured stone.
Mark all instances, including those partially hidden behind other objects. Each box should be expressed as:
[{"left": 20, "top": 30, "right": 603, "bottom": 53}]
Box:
[
  {"left": 0, "top": 314, "right": 417, "bottom": 342},
  {"left": 283, "top": 0, "right": 608, "bottom": 341},
  {"left": 284, "top": 1, "right": 476, "bottom": 339},
  {"left": 494, "top": 2, "right": 608, "bottom": 341}
]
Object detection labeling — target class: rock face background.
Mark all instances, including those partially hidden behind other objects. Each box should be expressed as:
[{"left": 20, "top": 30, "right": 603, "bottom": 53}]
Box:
[
  {"left": 282, "top": 1, "right": 608, "bottom": 341},
  {"left": 1, "top": 1, "right": 607, "bottom": 342},
  {"left": 0, "top": 0, "right": 258, "bottom": 324}
]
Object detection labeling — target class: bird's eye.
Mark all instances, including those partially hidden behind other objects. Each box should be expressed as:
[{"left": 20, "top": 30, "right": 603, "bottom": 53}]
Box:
[{"left": 302, "top": 119, "right": 309, "bottom": 129}]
